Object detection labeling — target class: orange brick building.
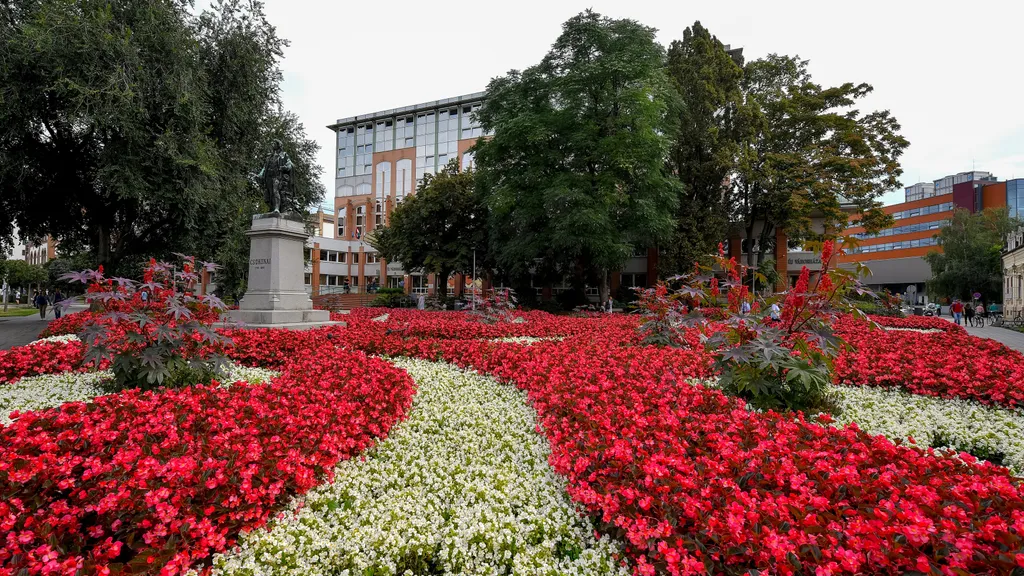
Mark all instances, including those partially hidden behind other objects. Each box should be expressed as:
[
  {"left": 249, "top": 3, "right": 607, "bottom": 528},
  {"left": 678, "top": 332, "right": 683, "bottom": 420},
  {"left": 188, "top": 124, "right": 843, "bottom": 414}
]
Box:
[{"left": 838, "top": 171, "right": 1007, "bottom": 303}]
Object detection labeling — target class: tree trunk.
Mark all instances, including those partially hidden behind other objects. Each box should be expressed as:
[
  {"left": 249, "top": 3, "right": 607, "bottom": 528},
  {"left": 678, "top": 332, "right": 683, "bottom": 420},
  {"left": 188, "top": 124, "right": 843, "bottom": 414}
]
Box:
[
  {"left": 95, "top": 223, "right": 110, "bottom": 268},
  {"left": 598, "top": 268, "right": 609, "bottom": 309}
]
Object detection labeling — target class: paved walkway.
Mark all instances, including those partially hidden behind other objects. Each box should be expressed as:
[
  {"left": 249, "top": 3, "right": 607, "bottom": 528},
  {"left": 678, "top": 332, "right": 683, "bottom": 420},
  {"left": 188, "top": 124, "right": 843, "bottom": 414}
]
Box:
[
  {"left": 0, "top": 304, "right": 87, "bottom": 350},
  {"left": 940, "top": 315, "right": 1024, "bottom": 352}
]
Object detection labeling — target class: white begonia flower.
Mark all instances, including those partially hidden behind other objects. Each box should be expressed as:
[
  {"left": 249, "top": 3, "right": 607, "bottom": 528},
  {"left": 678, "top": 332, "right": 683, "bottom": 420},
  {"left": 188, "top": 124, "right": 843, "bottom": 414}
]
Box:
[
  {"left": 696, "top": 377, "right": 1024, "bottom": 474},
  {"left": 1, "top": 363, "right": 277, "bottom": 424},
  {"left": 27, "top": 334, "right": 82, "bottom": 346},
  {"left": 0, "top": 371, "right": 108, "bottom": 425},
  {"left": 488, "top": 336, "right": 563, "bottom": 345},
  {"left": 832, "top": 384, "right": 1024, "bottom": 474},
  {"left": 209, "top": 358, "right": 628, "bottom": 576}
]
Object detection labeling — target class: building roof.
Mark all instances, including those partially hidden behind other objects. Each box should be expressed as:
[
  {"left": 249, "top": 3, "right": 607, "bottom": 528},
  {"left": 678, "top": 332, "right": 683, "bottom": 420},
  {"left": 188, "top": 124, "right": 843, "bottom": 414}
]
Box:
[{"left": 327, "top": 91, "right": 486, "bottom": 131}]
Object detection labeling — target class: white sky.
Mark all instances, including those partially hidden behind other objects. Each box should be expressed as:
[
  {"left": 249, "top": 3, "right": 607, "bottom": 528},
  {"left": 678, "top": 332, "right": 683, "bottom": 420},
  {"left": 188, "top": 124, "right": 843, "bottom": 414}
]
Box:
[{"left": 256, "top": 0, "right": 1024, "bottom": 207}]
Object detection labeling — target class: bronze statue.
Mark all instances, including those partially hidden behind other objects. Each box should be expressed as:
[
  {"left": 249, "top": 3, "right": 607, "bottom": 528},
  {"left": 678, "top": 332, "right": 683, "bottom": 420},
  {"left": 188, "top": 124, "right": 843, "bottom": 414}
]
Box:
[{"left": 257, "top": 139, "right": 293, "bottom": 213}]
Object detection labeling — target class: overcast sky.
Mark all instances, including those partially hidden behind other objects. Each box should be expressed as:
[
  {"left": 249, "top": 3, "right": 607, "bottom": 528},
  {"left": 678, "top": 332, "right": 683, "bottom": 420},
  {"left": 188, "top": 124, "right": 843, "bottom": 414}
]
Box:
[{"left": 256, "top": 0, "right": 1024, "bottom": 208}]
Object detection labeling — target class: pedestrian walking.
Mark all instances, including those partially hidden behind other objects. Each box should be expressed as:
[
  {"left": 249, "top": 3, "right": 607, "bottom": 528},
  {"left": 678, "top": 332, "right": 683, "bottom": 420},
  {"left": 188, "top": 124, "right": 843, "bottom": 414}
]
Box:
[
  {"left": 34, "top": 291, "right": 49, "bottom": 319},
  {"left": 965, "top": 301, "right": 976, "bottom": 327},
  {"left": 741, "top": 300, "right": 752, "bottom": 315},
  {"left": 951, "top": 299, "right": 964, "bottom": 325},
  {"left": 769, "top": 302, "right": 781, "bottom": 322},
  {"left": 52, "top": 289, "right": 65, "bottom": 319}
]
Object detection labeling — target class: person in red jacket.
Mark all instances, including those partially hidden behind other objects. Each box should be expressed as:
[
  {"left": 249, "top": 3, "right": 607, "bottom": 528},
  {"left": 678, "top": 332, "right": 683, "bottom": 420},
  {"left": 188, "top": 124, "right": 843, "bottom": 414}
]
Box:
[{"left": 951, "top": 299, "right": 964, "bottom": 325}]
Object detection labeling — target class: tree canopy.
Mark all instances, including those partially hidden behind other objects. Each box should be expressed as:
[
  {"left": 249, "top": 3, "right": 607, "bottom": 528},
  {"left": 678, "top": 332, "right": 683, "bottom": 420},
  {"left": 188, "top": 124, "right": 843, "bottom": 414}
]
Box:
[
  {"left": 369, "top": 160, "right": 488, "bottom": 291},
  {"left": 0, "top": 0, "right": 323, "bottom": 276},
  {"left": 730, "top": 54, "right": 909, "bottom": 270},
  {"left": 659, "top": 21, "right": 744, "bottom": 275},
  {"left": 925, "top": 207, "right": 1017, "bottom": 303},
  {"left": 474, "top": 10, "right": 679, "bottom": 303}
]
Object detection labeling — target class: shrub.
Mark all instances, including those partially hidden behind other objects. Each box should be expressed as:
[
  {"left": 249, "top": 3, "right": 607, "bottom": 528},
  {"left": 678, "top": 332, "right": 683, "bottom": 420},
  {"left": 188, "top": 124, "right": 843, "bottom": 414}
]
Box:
[
  {"left": 368, "top": 287, "right": 414, "bottom": 308},
  {"left": 636, "top": 241, "right": 869, "bottom": 413},
  {"left": 61, "top": 257, "right": 232, "bottom": 391}
]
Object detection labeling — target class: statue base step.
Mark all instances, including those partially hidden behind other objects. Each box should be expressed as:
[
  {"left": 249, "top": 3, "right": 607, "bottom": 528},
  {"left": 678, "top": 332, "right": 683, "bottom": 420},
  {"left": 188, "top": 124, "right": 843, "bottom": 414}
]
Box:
[{"left": 225, "top": 308, "right": 332, "bottom": 326}]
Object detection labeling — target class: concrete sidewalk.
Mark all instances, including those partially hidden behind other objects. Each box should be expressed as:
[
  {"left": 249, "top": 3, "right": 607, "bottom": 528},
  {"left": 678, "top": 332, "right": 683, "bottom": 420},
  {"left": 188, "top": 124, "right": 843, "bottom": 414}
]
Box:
[
  {"left": 0, "top": 304, "right": 87, "bottom": 350},
  {"left": 940, "top": 314, "right": 1024, "bottom": 352}
]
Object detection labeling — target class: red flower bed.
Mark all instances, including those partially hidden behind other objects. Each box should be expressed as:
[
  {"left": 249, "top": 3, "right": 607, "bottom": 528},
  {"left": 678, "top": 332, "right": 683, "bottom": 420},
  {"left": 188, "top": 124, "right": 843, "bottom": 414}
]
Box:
[
  {"left": 346, "top": 308, "right": 618, "bottom": 340},
  {"left": 865, "top": 314, "right": 962, "bottom": 333},
  {"left": 0, "top": 341, "right": 88, "bottom": 384},
  {"left": 38, "top": 311, "right": 98, "bottom": 338},
  {"left": 341, "top": 311, "right": 1024, "bottom": 575},
  {"left": 0, "top": 346, "right": 415, "bottom": 575},
  {"left": 835, "top": 315, "right": 1024, "bottom": 407}
]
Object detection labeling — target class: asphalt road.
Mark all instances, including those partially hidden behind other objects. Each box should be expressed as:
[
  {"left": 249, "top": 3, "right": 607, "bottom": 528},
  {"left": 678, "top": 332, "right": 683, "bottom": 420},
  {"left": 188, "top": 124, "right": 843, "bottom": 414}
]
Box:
[{"left": 0, "top": 304, "right": 87, "bottom": 350}]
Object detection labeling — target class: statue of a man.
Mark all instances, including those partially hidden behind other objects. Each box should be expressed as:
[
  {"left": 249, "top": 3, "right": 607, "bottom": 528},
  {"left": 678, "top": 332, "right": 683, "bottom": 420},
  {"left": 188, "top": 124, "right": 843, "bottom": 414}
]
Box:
[{"left": 257, "top": 139, "right": 293, "bottom": 214}]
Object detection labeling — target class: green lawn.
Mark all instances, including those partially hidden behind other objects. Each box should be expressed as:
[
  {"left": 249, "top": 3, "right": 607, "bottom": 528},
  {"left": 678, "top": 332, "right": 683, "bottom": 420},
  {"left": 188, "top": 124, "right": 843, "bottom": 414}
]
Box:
[{"left": 0, "top": 307, "right": 39, "bottom": 318}]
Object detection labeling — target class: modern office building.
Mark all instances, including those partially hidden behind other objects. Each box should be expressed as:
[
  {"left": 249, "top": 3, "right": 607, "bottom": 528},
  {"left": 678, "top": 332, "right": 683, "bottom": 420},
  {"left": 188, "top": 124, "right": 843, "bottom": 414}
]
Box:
[
  {"left": 840, "top": 171, "right": 1009, "bottom": 302},
  {"left": 314, "top": 91, "right": 657, "bottom": 301}
]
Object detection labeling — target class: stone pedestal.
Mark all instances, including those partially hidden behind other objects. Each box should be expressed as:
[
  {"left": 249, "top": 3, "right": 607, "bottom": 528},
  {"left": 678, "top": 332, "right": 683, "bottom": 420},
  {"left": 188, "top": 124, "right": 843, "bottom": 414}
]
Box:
[{"left": 225, "top": 213, "right": 332, "bottom": 328}]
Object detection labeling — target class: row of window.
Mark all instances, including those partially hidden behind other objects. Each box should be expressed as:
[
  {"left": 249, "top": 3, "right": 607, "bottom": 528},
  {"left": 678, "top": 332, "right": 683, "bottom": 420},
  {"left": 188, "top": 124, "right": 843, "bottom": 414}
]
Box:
[
  {"left": 847, "top": 236, "right": 938, "bottom": 254},
  {"left": 890, "top": 202, "right": 953, "bottom": 221},
  {"left": 308, "top": 248, "right": 380, "bottom": 264},
  {"left": 852, "top": 220, "right": 948, "bottom": 240},
  {"left": 1007, "top": 275, "right": 1023, "bottom": 301},
  {"left": 337, "top": 103, "right": 488, "bottom": 179},
  {"left": 304, "top": 274, "right": 364, "bottom": 287}
]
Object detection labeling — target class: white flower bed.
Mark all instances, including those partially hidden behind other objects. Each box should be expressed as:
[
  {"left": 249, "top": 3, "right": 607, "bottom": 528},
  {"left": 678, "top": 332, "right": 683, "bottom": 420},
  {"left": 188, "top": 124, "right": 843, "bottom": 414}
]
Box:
[
  {"left": 1, "top": 364, "right": 278, "bottom": 425},
  {"left": 833, "top": 385, "right": 1024, "bottom": 474},
  {"left": 0, "top": 371, "right": 108, "bottom": 425},
  {"left": 489, "top": 336, "right": 564, "bottom": 345},
  {"left": 208, "top": 358, "right": 627, "bottom": 576},
  {"left": 28, "top": 334, "right": 82, "bottom": 345},
  {"left": 696, "top": 376, "right": 1024, "bottom": 473}
]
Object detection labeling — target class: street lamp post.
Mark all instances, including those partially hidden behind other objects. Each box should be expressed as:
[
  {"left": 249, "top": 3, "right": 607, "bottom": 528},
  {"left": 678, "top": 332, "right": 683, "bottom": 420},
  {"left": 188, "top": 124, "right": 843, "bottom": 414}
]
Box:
[{"left": 472, "top": 249, "right": 476, "bottom": 311}]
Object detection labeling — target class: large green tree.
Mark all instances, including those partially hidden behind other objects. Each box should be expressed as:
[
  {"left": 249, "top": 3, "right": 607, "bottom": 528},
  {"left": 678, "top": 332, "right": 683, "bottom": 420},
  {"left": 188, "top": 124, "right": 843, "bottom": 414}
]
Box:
[
  {"left": 925, "top": 207, "right": 1016, "bottom": 303},
  {"left": 474, "top": 10, "right": 679, "bottom": 304},
  {"left": 731, "top": 55, "right": 909, "bottom": 272},
  {"left": 1, "top": 259, "right": 47, "bottom": 310},
  {"left": 0, "top": 0, "right": 323, "bottom": 276},
  {"left": 369, "top": 160, "right": 488, "bottom": 294},
  {"left": 660, "top": 21, "right": 744, "bottom": 274}
]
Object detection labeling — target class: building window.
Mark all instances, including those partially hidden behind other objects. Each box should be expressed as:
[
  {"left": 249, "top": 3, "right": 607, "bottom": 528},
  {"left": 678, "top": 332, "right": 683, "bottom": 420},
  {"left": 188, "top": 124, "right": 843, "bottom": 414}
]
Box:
[
  {"left": 415, "top": 112, "right": 436, "bottom": 181},
  {"left": 461, "top": 151, "right": 475, "bottom": 171},
  {"left": 339, "top": 252, "right": 347, "bottom": 264},
  {"left": 395, "top": 116, "right": 415, "bottom": 149},
  {"left": 319, "top": 249, "right": 328, "bottom": 261},
  {"left": 328, "top": 251, "right": 338, "bottom": 262},
  {"left": 304, "top": 273, "right": 311, "bottom": 285},
  {"left": 375, "top": 119, "right": 394, "bottom": 152},
  {"left": 355, "top": 206, "right": 365, "bottom": 238},
  {"left": 375, "top": 161, "right": 391, "bottom": 225},
  {"left": 337, "top": 206, "right": 346, "bottom": 238},
  {"left": 365, "top": 252, "right": 379, "bottom": 264},
  {"left": 337, "top": 126, "right": 355, "bottom": 178},
  {"left": 356, "top": 123, "right": 374, "bottom": 175},
  {"left": 460, "top": 103, "right": 483, "bottom": 139},
  {"left": 396, "top": 159, "right": 412, "bottom": 203},
  {"left": 337, "top": 184, "right": 354, "bottom": 198}
]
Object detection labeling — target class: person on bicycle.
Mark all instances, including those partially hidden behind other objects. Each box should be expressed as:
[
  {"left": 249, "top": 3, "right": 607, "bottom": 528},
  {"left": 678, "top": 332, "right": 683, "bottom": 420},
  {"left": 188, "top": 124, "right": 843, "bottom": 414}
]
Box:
[{"left": 976, "top": 302, "right": 985, "bottom": 325}]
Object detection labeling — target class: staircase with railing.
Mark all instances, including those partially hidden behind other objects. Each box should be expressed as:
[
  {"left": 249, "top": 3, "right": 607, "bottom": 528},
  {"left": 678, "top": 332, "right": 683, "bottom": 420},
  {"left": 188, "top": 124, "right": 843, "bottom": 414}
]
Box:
[{"left": 312, "top": 290, "right": 375, "bottom": 311}]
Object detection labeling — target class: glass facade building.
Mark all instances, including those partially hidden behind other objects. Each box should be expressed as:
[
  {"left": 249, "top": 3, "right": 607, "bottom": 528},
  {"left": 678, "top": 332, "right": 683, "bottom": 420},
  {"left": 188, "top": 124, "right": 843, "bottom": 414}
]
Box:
[{"left": 1008, "top": 179, "right": 1024, "bottom": 219}]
